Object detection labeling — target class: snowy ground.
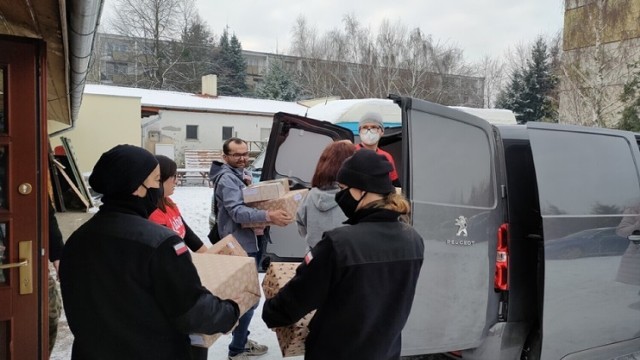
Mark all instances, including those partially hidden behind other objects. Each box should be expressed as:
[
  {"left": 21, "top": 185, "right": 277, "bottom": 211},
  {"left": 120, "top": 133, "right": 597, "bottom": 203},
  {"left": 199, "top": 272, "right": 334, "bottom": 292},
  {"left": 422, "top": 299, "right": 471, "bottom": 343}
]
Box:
[{"left": 51, "top": 185, "right": 302, "bottom": 360}]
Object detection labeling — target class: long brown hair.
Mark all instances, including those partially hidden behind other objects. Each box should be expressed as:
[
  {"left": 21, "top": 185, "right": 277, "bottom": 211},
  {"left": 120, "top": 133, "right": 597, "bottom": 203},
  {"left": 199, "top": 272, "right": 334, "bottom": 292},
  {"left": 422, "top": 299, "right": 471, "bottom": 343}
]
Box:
[
  {"left": 311, "top": 140, "right": 356, "bottom": 189},
  {"left": 156, "top": 155, "right": 177, "bottom": 212}
]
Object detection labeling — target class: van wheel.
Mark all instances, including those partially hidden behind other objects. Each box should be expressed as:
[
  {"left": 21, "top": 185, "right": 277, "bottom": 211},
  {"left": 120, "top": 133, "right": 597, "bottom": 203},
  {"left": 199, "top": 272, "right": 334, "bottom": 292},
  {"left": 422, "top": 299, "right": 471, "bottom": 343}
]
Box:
[{"left": 520, "top": 328, "right": 541, "bottom": 360}]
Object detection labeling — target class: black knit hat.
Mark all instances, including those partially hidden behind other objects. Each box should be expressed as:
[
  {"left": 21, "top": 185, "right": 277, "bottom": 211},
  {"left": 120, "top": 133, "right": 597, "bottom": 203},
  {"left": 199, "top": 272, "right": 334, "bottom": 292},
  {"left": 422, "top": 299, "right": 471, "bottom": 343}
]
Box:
[
  {"left": 89, "top": 145, "right": 158, "bottom": 196},
  {"left": 336, "top": 149, "right": 395, "bottom": 194}
]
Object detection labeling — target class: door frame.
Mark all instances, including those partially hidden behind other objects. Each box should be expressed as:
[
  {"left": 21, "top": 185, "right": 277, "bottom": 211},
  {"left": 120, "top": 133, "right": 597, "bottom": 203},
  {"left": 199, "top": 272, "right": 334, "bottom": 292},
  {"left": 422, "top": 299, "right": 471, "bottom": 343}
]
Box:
[{"left": 0, "top": 34, "right": 49, "bottom": 360}]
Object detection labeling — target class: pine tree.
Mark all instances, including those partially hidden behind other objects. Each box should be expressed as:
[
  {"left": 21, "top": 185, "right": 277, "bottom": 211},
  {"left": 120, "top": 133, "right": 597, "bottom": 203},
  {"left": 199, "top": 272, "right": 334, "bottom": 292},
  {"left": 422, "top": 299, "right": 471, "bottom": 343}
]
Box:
[
  {"left": 496, "top": 37, "right": 558, "bottom": 123},
  {"left": 167, "top": 16, "right": 215, "bottom": 93},
  {"left": 256, "top": 59, "right": 301, "bottom": 101},
  {"left": 214, "top": 28, "right": 248, "bottom": 96},
  {"left": 618, "top": 62, "right": 640, "bottom": 132}
]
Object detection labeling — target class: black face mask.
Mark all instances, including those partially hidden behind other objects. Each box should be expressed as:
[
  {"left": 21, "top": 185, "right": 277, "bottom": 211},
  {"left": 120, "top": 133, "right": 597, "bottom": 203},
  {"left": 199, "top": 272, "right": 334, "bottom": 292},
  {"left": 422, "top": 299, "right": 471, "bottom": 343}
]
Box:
[
  {"left": 335, "top": 187, "right": 366, "bottom": 219},
  {"left": 142, "top": 184, "right": 162, "bottom": 216}
]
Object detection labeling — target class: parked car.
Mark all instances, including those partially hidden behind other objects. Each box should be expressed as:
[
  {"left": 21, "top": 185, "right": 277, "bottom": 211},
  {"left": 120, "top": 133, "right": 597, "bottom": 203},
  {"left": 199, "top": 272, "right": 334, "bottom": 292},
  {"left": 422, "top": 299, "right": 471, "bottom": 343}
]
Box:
[
  {"left": 247, "top": 147, "right": 266, "bottom": 183},
  {"left": 258, "top": 96, "right": 640, "bottom": 359}
]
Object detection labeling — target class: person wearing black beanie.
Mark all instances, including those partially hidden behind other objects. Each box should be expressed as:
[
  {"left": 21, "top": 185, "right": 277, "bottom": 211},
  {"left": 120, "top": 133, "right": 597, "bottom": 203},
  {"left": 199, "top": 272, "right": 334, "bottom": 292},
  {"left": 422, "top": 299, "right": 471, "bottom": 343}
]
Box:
[
  {"left": 89, "top": 144, "right": 159, "bottom": 197},
  {"left": 60, "top": 144, "right": 240, "bottom": 360},
  {"left": 263, "top": 149, "right": 425, "bottom": 360}
]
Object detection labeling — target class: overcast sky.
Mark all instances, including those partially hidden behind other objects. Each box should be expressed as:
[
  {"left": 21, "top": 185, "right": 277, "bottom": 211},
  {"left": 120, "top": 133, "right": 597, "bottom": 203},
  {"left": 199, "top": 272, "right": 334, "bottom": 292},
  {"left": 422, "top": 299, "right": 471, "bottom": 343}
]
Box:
[{"left": 195, "top": 0, "right": 565, "bottom": 63}]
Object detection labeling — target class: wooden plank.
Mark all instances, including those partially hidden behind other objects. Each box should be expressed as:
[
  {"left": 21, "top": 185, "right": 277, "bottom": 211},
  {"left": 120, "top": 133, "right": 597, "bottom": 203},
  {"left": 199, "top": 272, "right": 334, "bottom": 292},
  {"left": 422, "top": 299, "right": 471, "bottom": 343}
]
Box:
[
  {"left": 60, "top": 137, "right": 93, "bottom": 207},
  {"left": 53, "top": 160, "right": 90, "bottom": 209},
  {"left": 48, "top": 141, "right": 65, "bottom": 212}
]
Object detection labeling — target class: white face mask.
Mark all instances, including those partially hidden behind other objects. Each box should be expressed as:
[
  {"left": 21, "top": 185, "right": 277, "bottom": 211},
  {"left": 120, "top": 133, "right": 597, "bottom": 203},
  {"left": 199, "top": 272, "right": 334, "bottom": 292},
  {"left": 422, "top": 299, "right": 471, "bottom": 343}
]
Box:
[{"left": 360, "top": 129, "right": 381, "bottom": 146}]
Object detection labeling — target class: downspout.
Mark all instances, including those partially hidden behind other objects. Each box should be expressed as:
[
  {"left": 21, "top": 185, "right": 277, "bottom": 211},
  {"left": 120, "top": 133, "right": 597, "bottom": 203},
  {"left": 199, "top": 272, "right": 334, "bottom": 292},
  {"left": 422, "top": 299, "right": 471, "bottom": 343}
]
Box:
[{"left": 50, "top": 0, "right": 104, "bottom": 137}]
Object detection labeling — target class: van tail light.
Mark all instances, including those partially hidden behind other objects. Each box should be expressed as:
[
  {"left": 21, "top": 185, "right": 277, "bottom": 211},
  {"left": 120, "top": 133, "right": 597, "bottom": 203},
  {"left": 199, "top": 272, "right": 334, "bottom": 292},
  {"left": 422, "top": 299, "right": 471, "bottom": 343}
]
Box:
[{"left": 494, "top": 223, "right": 509, "bottom": 291}]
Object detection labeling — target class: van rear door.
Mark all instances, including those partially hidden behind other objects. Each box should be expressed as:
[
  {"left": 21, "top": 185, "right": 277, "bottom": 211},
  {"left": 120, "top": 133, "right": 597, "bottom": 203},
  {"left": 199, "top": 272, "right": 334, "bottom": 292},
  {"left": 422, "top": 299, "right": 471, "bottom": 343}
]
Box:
[
  {"left": 261, "top": 112, "right": 353, "bottom": 261},
  {"left": 527, "top": 123, "right": 640, "bottom": 359},
  {"left": 397, "top": 97, "right": 504, "bottom": 354}
]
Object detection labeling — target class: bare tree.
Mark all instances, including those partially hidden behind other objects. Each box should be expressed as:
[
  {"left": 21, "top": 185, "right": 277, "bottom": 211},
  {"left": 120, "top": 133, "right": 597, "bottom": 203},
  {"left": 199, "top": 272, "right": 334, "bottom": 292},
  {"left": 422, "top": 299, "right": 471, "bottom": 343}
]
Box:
[
  {"left": 107, "top": 0, "right": 197, "bottom": 89},
  {"left": 474, "top": 55, "right": 506, "bottom": 108},
  {"left": 289, "top": 14, "right": 482, "bottom": 106},
  {"left": 560, "top": 0, "right": 640, "bottom": 127}
]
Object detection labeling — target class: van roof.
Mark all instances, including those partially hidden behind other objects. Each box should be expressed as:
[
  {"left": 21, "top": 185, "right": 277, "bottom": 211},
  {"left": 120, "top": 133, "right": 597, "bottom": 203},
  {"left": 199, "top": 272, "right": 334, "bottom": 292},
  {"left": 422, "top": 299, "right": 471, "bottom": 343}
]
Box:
[{"left": 303, "top": 98, "right": 517, "bottom": 127}]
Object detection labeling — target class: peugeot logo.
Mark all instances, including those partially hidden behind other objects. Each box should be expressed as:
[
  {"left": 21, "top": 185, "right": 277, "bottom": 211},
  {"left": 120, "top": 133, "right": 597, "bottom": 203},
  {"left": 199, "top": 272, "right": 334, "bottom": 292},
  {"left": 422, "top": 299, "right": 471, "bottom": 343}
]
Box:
[{"left": 455, "top": 216, "right": 468, "bottom": 237}]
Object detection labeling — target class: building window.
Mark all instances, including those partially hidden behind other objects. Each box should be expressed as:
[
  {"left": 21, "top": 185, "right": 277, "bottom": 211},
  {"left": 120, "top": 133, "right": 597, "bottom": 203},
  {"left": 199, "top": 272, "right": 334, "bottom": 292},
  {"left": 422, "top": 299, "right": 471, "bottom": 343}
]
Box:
[
  {"left": 186, "top": 125, "right": 198, "bottom": 140},
  {"left": 222, "top": 126, "right": 233, "bottom": 140}
]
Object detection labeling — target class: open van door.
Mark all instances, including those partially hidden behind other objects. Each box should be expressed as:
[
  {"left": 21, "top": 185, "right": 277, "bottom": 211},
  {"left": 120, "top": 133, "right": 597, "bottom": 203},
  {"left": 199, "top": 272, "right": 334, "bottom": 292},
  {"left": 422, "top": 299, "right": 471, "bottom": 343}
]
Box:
[
  {"left": 395, "top": 97, "right": 505, "bottom": 355},
  {"left": 527, "top": 123, "right": 640, "bottom": 359},
  {"left": 261, "top": 112, "right": 353, "bottom": 262}
]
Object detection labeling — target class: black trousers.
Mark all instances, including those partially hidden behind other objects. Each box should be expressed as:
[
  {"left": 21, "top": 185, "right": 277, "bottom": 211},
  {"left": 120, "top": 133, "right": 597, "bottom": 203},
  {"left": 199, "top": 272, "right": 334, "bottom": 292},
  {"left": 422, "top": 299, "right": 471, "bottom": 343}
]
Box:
[{"left": 190, "top": 345, "right": 208, "bottom": 360}]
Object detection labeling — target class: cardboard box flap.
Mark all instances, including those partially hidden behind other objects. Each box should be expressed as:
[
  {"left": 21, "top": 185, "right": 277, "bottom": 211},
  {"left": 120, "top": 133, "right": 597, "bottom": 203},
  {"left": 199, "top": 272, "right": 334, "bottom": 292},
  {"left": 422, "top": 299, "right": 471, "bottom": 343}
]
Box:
[{"left": 206, "top": 234, "right": 248, "bottom": 257}]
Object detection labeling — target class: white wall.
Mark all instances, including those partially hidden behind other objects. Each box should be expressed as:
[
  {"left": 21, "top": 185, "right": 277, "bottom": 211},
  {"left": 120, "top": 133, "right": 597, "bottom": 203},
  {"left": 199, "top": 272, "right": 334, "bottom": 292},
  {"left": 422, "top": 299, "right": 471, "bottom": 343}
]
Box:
[
  {"left": 143, "top": 110, "right": 273, "bottom": 166},
  {"left": 50, "top": 93, "right": 142, "bottom": 173}
]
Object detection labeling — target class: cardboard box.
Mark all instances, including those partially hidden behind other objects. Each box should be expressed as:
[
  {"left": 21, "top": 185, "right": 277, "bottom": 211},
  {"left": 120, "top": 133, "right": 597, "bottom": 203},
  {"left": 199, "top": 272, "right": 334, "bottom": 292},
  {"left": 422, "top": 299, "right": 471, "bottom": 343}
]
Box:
[
  {"left": 262, "top": 178, "right": 290, "bottom": 192},
  {"left": 243, "top": 178, "right": 290, "bottom": 203},
  {"left": 190, "top": 254, "right": 261, "bottom": 347},
  {"left": 206, "top": 234, "right": 248, "bottom": 257},
  {"left": 243, "top": 189, "right": 309, "bottom": 228},
  {"left": 262, "top": 262, "right": 315, "bottom": 357}
]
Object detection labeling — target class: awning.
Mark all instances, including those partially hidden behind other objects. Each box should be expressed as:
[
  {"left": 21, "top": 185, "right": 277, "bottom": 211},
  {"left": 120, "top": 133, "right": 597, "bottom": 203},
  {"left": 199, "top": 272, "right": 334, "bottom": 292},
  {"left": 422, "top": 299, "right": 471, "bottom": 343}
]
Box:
[{"left": 0, "top": 0, "right": 103, "bottom": 126}]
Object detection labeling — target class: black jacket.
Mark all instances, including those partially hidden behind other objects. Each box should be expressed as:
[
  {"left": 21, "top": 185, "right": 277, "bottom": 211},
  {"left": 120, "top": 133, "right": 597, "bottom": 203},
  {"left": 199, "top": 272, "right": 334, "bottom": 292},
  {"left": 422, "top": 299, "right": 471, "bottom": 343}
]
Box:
[
  {"left": 262, "top": 207, "right": 424, "bottom": 360},
  {"left": 48, "top": 202, "right": 64, "bottom": 262},
  {"left": 60, "top": 197, "right": 239, "bottom": 360}
]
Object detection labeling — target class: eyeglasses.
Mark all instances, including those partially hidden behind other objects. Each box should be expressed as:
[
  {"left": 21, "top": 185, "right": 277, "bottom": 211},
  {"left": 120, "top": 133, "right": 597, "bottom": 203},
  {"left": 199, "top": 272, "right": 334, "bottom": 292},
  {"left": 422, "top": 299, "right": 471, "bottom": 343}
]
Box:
[
  {"left": 226, "top": 152, "right": 249, "bottom": 159},
  {"left": 360, "top": 126, "right": 381, "bottom": 132}
]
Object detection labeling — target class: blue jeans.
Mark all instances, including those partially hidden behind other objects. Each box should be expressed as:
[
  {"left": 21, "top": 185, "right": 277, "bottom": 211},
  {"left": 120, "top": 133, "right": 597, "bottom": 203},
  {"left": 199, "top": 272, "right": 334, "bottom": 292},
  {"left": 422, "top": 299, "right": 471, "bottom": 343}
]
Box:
[{"left": 228, "top": 251, "right": 260, "bottom": 356}]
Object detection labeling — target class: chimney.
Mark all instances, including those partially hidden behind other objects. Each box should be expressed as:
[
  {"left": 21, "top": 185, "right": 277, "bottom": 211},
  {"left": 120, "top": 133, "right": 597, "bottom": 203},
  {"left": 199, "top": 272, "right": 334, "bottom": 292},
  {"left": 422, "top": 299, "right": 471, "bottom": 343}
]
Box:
[{"left": 202, "top": 74, "right": 218, "bottom": 97}]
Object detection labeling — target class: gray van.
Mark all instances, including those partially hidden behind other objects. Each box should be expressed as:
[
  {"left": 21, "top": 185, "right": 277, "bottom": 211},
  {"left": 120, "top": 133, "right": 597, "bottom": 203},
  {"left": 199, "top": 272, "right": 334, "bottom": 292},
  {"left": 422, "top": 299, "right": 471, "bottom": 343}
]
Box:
[{"left": 259, "top": 96, "right": 640, "bottom": 359}]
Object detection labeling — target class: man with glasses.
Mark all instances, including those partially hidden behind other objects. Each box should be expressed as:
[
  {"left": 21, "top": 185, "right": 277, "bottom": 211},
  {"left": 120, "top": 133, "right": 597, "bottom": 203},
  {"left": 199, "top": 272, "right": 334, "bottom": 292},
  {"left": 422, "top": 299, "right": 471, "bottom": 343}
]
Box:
[
  {"left": 356, "top": 112, "right": 401, "bottom": 187},
  {"left": 213, "top": 137, "right": 292, "bottom": 360}
]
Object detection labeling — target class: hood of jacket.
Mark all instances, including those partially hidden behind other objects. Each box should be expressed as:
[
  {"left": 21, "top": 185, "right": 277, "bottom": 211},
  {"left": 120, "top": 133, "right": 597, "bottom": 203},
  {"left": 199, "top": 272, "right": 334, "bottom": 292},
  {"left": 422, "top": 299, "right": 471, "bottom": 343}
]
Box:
[{"left": 309, "top": 186, "right": 341, "bottom": 212}]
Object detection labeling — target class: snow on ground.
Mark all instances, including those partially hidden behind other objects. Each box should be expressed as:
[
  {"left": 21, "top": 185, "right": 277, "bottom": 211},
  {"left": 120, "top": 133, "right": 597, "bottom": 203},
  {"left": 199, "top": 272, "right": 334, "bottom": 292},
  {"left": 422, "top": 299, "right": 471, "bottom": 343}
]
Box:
[{"left": 51, "top": 185, "right": 302, "bottom": 360}]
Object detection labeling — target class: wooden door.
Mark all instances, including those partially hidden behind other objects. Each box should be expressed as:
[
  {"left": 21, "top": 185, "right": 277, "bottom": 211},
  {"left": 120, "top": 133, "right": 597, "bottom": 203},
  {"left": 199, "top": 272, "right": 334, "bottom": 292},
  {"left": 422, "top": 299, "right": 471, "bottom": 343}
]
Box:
[{"left": 0, "top": 36, "right": 48, "bottom": 359}]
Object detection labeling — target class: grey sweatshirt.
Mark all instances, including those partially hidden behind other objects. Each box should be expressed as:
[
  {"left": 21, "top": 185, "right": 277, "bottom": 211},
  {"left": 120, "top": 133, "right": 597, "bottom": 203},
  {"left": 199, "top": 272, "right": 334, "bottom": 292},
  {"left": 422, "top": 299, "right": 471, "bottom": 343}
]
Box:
[{"left": 296, "top": 185, "right": 348, "bottom": 249}]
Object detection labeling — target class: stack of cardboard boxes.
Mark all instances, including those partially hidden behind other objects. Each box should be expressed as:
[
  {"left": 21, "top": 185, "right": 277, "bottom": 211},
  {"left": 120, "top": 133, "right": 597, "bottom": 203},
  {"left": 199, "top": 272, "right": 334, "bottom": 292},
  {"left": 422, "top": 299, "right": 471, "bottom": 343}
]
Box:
[{"left": 241, "top": 178, "right": 308, "bottom": 228}]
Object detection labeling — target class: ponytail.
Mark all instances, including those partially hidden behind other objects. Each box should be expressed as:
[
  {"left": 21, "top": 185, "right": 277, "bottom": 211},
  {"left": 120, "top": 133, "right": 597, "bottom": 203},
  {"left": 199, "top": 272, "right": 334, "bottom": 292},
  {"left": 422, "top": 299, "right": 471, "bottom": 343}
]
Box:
[{"left": 364, "top": 192, "right": 412, "bottom": 223}]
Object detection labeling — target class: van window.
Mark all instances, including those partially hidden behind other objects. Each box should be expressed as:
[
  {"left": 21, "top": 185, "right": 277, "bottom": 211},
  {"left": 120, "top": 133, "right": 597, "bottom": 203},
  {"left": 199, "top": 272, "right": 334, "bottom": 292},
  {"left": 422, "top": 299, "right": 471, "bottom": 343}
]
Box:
[
  {"left": 529, "top": 130, "right": 640, "bottom": 215},
  {"left": 275, "top": 128, "right": 334, "bottom": 184},
  {"left": 413, "top": 115, "right": 495, "bottom": 208}
]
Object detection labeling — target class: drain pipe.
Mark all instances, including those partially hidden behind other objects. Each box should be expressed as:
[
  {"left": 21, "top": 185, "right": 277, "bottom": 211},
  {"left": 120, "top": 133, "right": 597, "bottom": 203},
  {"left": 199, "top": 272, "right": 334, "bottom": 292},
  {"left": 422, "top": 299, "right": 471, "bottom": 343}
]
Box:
[{"left": 50, "top": 0, "right": 104, "bottom": 137}]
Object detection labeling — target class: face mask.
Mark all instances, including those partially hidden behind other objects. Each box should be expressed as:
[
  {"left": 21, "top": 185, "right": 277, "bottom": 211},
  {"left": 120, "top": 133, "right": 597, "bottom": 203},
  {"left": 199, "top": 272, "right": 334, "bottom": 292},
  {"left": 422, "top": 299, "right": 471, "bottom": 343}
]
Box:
[
  {"left": 360, "top": 129, "right": 381, "bottom": 146},
  {"left": 142, "top": 184, "right": 162, "bottom": 215},
  {"left": 335, "top": 187, "right": 366, "bottom": 219}
]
